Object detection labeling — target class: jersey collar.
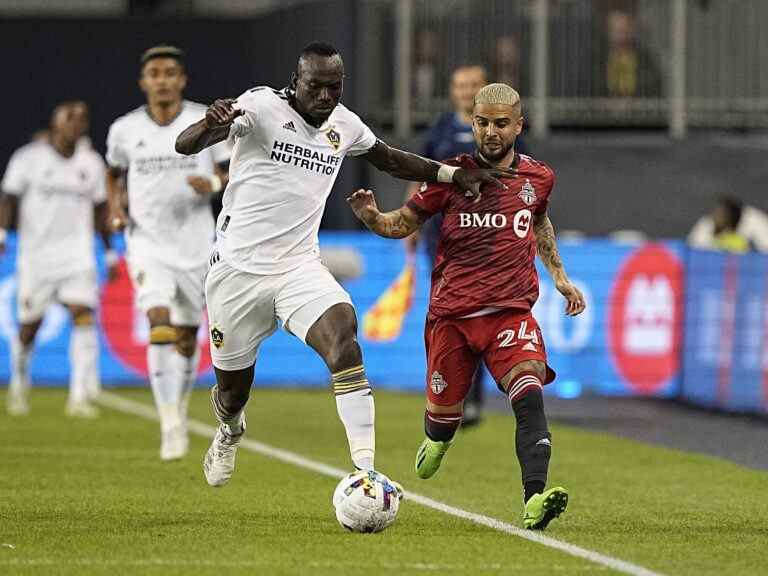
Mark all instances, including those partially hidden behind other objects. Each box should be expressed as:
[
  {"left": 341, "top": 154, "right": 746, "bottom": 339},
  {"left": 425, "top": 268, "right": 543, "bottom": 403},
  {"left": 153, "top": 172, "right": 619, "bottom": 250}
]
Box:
[
  {"left": 474, "top": 150, "right": 520, "bottom": 171},
  {"left": 144, "top": 101, "right": 185, "bottom": 127}
]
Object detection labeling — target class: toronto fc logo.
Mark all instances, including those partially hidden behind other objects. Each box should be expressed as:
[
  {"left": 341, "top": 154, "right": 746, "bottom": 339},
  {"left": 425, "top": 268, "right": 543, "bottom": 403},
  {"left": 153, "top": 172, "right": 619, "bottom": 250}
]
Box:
[
  {"left": 430, "top": 371, "right": 447, "bottom": 395},
  {"left": 324, "top": 127, "right": 341, "bottom": 151},
  {"left": 518, "top": 179, "right": 537, "bottom": 206}
]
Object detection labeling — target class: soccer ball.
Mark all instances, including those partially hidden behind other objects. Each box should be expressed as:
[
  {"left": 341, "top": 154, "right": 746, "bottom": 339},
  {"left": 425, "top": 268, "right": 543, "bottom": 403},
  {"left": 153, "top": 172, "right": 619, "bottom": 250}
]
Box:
[{"left": 332, "top": 470, "right": 401, "bottom": 533}]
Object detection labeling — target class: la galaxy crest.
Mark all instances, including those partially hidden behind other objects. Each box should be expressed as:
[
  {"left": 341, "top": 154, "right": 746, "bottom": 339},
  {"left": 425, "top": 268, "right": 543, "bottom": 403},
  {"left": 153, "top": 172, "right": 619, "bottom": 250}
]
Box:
[
  {"left": 210, "top": 325, "right": 224, "bottom": 349},
  {"left": 518, "top": 179, "right": 537, "bottom": 206},
  {"left": 324, "top": 126, "right": 341, "bottom": 151}
]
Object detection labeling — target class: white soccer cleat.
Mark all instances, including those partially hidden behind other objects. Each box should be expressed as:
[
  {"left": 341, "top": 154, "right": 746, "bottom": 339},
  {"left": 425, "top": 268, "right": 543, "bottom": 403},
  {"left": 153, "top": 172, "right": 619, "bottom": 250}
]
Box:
[
  {"left": 6, "top": 391, "right": 30, "bottom": 416},
  {"left": 65, "top": 400, "right": 100, "bottom": 419},
  {"left": 203, "top": 420, "right": 245, "bottom": 487},
  {"left": 160, "top": 426, "right": 188, "bottom": 461}
]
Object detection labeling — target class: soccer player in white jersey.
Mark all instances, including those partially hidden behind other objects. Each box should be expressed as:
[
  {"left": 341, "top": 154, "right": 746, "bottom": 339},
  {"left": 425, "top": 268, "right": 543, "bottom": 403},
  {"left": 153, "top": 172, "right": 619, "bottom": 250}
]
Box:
[
  {"left": 106, "top": 46, "right": 230, "bottom": 461},
  {"left": 0, "top": 102, "right": 117, "bottom": 417},
  {"left": 176, "top": 42, "right": 510, "bottom": 487}
]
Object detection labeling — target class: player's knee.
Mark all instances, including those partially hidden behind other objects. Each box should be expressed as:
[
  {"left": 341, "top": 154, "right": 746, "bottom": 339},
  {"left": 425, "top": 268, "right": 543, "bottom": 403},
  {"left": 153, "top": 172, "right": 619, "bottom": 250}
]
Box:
[
  {"left": 70, "top": 307, "right": 94, "bottom": 327},
  {"left": 325, "top": 335, "right": 362, "bottom": 374},
  {"left": 18, "top": 323, "right": 40, "bottom": 346},
  {"left": 175, "top": 327, "right": 197, "bottom": 357},
  {"left": 501, "top": 360, "right": 546, "bottom": 397},
  {"left": 149, "top": 325, "right": 176, "bottom": 345},
  {"left": 147, "top": 307, "right": 171, "bottom": 328}
]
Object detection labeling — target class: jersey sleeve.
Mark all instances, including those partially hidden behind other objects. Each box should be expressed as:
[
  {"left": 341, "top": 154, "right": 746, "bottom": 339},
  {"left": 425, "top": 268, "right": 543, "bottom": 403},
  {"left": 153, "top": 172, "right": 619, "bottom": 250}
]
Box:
[
  {"left": 1, "top": 148, "right": 30, "bottom": 197},
  {"left": 210, "top": 138, "right": 232, "bottom": 164},
  {"left": 406, "top": 181, "right": 449, "bottom": 220},
  {"left": 105, "top": 121, "right": 129, "bottom": 169},
  {"left": 346, "top": 115, "right": 378, "bottom": 157},
  {"left": 229, "top": 90, "right": 260, "bottom": 139},
  {"left": 90, "top": 153, "right": 108, "bottom": 204}
]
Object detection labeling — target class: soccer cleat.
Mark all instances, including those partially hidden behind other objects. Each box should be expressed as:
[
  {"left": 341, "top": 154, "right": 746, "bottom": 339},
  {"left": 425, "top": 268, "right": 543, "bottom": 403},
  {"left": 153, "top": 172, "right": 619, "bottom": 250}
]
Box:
[
  {"left": 160, "top": 426, "right": 188, "bottom": 461},
  {"left": 523, "top": 486, "right": 569, "bottom": 530},
  {"left": 65, "top": 400, "right": 99, "bottom": 419},
  {"left": 6, "top": 391, "right": 30, "bottom": 416},
  {"left": 203, "top": 419, "right": 246, "bottom": 487},
  {"left": 414, "top": 437, "right": 452, "bottom": 479}
]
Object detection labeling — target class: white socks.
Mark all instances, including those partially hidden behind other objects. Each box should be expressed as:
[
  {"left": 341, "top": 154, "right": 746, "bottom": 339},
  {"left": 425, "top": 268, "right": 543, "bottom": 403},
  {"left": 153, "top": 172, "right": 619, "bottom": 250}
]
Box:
[
  {"left": 175, "top": 346, "right": 199, "bottom": 421},
  {"left": 69, "top": 324, "right": 99, "bottom": 405},
  {"left": 335, "top": 388, "right": 376, "bottom": 471},
  {"left": 10, "top": 338, "right": 32, "bottom": 399},
  {"left": 148, "top": 343, "right": 181, "bottom": 432}
]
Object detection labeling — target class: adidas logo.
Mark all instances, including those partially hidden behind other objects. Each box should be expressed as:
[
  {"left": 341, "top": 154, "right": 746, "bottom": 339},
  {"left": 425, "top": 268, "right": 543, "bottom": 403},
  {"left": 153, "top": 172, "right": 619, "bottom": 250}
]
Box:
[
  {"left": 282, "top": 121, "right": 296, "bottom": 132},
  {"left": 536, "top": 438, "right": 551, "bottom": 447},
  {"left": 136, "top": 140, "right": 146, "bottom": 148}
]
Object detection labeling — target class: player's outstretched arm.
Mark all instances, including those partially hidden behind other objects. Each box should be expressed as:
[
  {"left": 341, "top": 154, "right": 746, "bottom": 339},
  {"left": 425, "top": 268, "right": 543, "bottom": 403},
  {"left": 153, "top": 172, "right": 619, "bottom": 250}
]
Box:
[
  {"left": 347, "top": 188, "right": 422, "bottom": 239},
  {"left": 175, "top": 99, "right": 242, "bottom": 155},
  {"left": 362, "top": 140, "right": 513, "bottom": 199},
  {"left": 534, "top": 211, "right": 586, "bottom": 316}
]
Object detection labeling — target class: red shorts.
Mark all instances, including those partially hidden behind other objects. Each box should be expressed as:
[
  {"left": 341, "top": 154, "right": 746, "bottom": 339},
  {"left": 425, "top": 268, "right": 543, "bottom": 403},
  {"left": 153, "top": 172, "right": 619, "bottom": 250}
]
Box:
[{"left": 424, "top": 308, "right": 555, "bottom": 407}]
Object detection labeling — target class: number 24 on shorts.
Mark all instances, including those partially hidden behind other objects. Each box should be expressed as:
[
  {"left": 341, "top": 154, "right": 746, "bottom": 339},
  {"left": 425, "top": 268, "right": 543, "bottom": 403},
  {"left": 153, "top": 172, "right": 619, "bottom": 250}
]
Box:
[{"left": 497, "top": 320, "right": 539, "bottom": 350}]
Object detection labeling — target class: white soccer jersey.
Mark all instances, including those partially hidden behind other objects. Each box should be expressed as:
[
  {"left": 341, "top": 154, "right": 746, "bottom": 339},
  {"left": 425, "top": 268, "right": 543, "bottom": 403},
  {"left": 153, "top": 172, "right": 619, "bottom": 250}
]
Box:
[
  {"left": 1, "top": 141, "right": 106, "bottom": 278},
  {"left": 106, "top": 101, "right": 230, "bottom": 270},
  {"left": 219, "top": 87, "right": 377, "bottom": 275}
]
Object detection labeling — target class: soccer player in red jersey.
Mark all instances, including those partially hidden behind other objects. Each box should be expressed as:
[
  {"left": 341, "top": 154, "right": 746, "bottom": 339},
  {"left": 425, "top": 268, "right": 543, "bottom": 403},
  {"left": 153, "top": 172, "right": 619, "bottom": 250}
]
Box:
[{"left": 348, "top": 83, "right": 585, "bottom": 530}]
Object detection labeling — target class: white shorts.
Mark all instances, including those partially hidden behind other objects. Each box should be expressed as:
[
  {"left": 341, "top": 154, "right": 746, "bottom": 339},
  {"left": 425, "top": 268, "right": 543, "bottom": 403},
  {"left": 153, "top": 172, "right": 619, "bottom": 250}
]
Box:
[
  {"left": 205, "top": 255, "right": 352, "bottom": 371},
  {"left": 17, "top": 268, "right": 98, "bottom": 324},
  {"left": 127, "top": 255, "right": 206, "bottom": 327}
]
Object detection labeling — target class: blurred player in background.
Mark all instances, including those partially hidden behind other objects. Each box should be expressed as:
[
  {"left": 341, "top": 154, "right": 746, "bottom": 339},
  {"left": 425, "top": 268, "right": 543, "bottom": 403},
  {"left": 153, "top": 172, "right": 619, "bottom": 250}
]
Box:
[
  {"left": 0, "top": 102, "right": 117, "bottom": 417},
  {"left": 106, "top": 46, "right": 230, "bottom": 461},
  {"left": 349, "top": 83, "right": 585, "bottom": 529},
  {"left": 405, "top": 65, "right": 529, "bottom": 427},
  {"left": 175, "top": 42, "right": 508, "bottom": 488}
]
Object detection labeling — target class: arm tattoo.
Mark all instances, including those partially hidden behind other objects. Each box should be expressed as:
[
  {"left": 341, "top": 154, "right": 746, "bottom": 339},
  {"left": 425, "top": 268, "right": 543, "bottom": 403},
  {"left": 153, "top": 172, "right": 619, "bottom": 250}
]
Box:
[
  {"left": 534, "top": 213, "right": 565, "bottom": 277},
  {"left": 362, "top": 141, "right": 441, "bottom": 182},
  {"left": 362, "top": 207, "right": 423, "bottom": 239}
]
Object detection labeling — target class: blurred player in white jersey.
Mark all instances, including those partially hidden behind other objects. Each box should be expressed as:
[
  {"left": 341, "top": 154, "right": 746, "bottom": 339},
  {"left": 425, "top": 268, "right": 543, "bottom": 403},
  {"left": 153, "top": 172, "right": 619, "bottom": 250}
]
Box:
[
  {"left": 106, "top": 46, "right": 230, "bottom": 461},
  {"left": 176, "top": 42, "right": 509, "bottom": 487},
  {"left": 0, "top": 102, "right": 117, "bottom": 417}
]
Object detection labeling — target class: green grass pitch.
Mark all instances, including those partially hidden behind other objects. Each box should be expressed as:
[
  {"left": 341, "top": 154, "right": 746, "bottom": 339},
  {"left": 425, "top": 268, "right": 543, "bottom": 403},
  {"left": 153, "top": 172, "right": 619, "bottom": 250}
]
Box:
[{"left": 1, "top": 388, "right": 766, "bottom": 575}]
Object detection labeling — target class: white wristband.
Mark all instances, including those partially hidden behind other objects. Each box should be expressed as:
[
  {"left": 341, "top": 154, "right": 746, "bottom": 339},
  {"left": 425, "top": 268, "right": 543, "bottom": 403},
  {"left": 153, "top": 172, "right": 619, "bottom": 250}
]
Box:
[
  {"left": 105, "top": 250, "right": 119, "bottom": 266},
  {"left": 207, "top": 174, "right": 223, "bottom": 193},
  {"left": 437, "top": 164, "right": 459, "bottom": 183},
  {"left": 0, "top": 229, "right": 7, "bottom": 243}
]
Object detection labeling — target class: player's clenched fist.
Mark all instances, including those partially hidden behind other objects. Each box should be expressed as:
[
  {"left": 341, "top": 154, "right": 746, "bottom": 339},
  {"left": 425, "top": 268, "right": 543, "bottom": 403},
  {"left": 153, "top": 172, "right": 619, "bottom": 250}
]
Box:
[
  {"left": 205, "top": 98, "right": 243, "bottom": 128},
  {"left": 347, "top": 189, "right": 380, "bottom": 225}
]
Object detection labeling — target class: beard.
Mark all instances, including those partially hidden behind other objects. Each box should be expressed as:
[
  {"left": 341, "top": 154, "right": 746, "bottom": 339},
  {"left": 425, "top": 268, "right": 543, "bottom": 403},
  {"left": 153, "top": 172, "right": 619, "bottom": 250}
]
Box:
[{"left": 479, "top": 140, "right": 514, "bottom": 162}]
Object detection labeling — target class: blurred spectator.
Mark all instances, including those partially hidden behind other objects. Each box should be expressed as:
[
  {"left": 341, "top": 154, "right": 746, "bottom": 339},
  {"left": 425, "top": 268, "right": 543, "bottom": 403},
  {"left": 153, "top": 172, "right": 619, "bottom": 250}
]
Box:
[
  {"left": 414, "top": 29, "right": 438, "bottom": 102},
  {"left": 599, "top": 9, "right": 661, "bottom": 98},
  {"left": 688, "top": 196, "right": 768, "bottom": 253},
  {"left": 494, "top": 35, "right": 521, "bottom": 90}
]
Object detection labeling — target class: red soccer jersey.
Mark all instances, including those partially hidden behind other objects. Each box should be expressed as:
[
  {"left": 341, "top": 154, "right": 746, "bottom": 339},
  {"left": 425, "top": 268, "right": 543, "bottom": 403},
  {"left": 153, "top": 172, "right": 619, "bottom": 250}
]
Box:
[{"left": 407, "top": 153, "right": 555, "bottom": 319}]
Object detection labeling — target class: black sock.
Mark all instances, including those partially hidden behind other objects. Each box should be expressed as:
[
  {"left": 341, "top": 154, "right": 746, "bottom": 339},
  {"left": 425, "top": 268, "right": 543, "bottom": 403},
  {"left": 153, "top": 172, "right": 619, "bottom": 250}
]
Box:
[
  {"left": 424, "top": 411, "right": 460, "bottom": 442},
  {"left": 524, "top": 480, "right": 546, "bottom": 503},
  {"left": 512, "top": 388, "right": 551, "bottom": 499}
]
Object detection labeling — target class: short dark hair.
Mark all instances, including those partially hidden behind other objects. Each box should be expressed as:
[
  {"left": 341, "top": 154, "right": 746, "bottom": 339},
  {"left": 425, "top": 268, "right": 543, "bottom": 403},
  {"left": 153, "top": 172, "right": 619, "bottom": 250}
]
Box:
[
  {"left": 301, "top": 41, "right": 339, "bottom": 59},
  {"left": 140, "top": 45, "right": 185, "bottom": 69},
  {"left": 718, "top": 195, "right": 744, "bottom": 228}
]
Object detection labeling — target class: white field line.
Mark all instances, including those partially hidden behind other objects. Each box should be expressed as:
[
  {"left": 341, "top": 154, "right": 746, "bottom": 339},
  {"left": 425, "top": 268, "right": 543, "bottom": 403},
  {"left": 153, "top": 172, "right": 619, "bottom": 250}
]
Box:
[{"left": 97, "top": 392, "right": 666, "bottom": 576}]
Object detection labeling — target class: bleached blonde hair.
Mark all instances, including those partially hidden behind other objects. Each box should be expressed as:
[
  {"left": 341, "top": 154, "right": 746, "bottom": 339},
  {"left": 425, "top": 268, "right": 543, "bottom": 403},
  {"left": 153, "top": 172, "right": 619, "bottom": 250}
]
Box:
[{"left": 474, "top": 83, "right": 522, "bottom": 116}]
